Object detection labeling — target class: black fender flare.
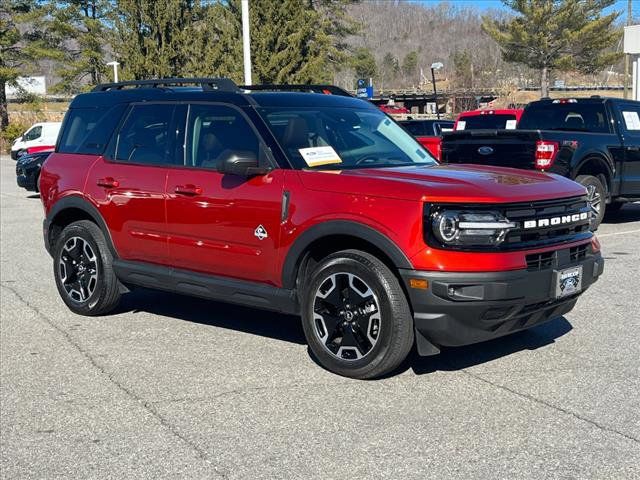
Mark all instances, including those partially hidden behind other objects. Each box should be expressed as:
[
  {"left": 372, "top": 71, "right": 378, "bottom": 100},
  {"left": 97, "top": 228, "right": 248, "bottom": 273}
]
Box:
[
  {"left": 45, "top": 196, "right": 117, "bottom": 256},
  {"left": 280, "top": 220, "right": 412, "bottom": 289},
  {"left": 572, "top": 153, "right": 614, "bottom": 184}
]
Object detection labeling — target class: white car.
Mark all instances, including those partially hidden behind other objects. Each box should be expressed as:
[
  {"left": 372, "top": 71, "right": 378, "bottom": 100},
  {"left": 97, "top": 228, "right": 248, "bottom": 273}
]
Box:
[{"left": 10, "top": 122, "right": 62, "bottom": 160}]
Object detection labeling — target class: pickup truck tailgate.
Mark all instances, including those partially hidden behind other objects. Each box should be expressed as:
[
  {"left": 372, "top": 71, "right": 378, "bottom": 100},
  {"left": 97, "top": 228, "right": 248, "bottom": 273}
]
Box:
[{"left": 441, "top": 130, "right": 541, "bottom": 169}]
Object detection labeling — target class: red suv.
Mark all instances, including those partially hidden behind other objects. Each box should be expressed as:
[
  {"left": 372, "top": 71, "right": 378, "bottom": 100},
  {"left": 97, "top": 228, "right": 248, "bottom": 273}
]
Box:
[{"left": 40, "top": 79, "right": 603, "bottom": 379}]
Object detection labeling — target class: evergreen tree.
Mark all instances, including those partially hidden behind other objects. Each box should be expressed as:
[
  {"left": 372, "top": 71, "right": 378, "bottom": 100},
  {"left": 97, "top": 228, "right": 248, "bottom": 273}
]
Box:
[
  {"left": 351, "top": 47, "right": 376, "bottom": 80},
  {"left": 482, "top": 0, "right": 622, "bottom": 97},
  {"left": 0, "top": 0, "right": 63, "bottom": 129},
  {"left": 46, "top": 0, "right": 113, "bottom": 93},
  {"left": 380, "top": 52, "right": 399, "bottom": 88},
  {"left": 114, "top": 0, "right": 201, "bottom": 79},
  {"left": 452, "top": 50, "right": 472, "bottom": 89},
  {"left": 401, "top": 51, "right": 418, "bottom": 85}
]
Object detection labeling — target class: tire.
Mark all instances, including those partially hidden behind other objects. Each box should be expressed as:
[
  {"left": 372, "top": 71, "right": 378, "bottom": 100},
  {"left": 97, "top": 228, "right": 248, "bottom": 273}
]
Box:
[
  {"left": 34, "top": 172, "right": 40, "bottom": 193},
  {"left": 576, "top": 174, "right": 606, "bottom": 228},
  {"left": 53, "top": 220, "right": 121, "bottom": 316},
  {"left": 301, "top": 249, "right": 414, "bottom": 379}
]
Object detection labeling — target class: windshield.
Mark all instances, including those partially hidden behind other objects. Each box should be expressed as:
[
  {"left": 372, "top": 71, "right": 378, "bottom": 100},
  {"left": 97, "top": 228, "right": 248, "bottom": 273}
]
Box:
[
  {"left": 518, "top": 102, "right": 610, "bottom": 133},
  {"left": 457, "top": 114, "right": 517, "bottom": 130},
  {"left": 258, "top": 107, "right": 437, "bottom": 170}
]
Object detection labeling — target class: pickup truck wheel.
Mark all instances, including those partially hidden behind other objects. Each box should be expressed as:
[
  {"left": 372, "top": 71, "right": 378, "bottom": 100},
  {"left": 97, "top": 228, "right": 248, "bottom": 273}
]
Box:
[
  {"left": 301, "top": 250, "right": 414, "bottom": 379},
  {"left": 53, "top": 220, "right": 121, "bottom": 316},
  {"left": 576, "top": 175, "right": 605, "bottom": 228}
]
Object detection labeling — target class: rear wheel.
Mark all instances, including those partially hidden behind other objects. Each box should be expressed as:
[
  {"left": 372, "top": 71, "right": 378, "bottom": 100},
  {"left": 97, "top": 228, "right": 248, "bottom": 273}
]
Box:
[
  {"left": 301, "top": 250, "right": 414, "bottom": 379},
  {"left": 576, "top": 174, "right": 606, "bottom": 228},
  {"left": 53, "top": 220, "right": 121, "bottom": 315}
]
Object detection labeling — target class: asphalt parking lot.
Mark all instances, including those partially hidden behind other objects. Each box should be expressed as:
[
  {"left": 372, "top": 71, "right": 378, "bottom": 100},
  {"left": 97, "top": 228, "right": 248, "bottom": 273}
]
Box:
[{"left": 1, "top": 154, "right": 639, "bottom": 479}]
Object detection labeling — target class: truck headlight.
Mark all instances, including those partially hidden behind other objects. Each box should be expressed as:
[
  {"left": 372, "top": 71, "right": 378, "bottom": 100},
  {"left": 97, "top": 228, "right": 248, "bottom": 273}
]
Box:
[{"left": 431, "top": 210, "right": 516, "bottom": 247}]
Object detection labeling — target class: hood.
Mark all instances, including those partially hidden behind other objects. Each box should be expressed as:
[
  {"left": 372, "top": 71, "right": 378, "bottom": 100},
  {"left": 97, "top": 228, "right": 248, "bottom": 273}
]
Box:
[{"left": 298, "top": 164, "right": 586, "bottom": 204}]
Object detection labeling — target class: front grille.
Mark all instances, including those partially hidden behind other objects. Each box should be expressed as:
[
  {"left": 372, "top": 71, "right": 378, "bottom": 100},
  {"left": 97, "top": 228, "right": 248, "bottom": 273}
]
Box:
[
  {"left": 526, "top": 251, "right": 555, "bottom": 271},
  {"left": 501, "top": 196, "right": 592, "bottom": 250},
  {"left": 570, "top": 244, "right": 588, "bottom": 262},
  {"left": 426, "top": 195, "right": 593, "bottom": 252}
]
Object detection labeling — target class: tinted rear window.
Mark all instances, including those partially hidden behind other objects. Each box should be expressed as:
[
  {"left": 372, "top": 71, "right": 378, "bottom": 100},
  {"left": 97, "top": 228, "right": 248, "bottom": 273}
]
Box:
[
  {"left": 401, "top": 121, "right": 428, "bottom": 136},
  {"left": 58, "top": 105, "right": 126, "bottom": 154},
  {"left": 519, "top": 102, "right": 611, "bottom": 133},
  {"left": 458, "top": 114, "right": 517, "bottom": 130}
]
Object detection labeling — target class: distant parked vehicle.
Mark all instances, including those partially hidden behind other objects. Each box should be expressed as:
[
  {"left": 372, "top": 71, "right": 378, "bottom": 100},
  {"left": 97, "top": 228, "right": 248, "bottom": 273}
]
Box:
[
  {"left": 453, "top": 109, "right": 523, "bottom": 131},
  {"left": 10, "top": 122, "right": 61, "bottom": 160},
  {"left": 399, "top": 119, "right": 454, "bottom": 160},
  {"left": 16, "top": 151, "right": 50, "bottom": 192},
  {"left": 378, "top": 104, "right": 410, "bottom": 115}
]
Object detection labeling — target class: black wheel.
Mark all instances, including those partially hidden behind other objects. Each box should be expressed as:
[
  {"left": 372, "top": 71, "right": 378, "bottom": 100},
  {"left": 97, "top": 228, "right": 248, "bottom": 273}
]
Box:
[
  {"left": 53, "top": 220, "right": 121, "bottom": 315},
  {"left": 34, "top": 172, "right": 40, "bottom": 193},
  {"left": 301, "top": 250, "right": 414, "bottom": 379},
  {"left": 576, "top": 175, "right": 606, "bottom": 228}
]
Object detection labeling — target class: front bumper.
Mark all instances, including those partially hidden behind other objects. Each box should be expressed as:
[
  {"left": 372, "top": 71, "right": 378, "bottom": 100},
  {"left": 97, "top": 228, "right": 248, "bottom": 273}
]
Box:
[{"left": 400, "top": 249, "right": 603, "bottom": 353}]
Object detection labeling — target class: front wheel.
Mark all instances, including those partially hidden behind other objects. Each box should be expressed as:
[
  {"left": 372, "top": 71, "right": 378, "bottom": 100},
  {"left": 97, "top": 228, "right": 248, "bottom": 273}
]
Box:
[
  {"left": 576, "top": 175, "right": 606, "bottom": 229},
  {"left": 53, "top": 220, "right": 121, "bottom": 316},
  {"left": 301, "top": 250, "right": 414, "bottom": 379}
]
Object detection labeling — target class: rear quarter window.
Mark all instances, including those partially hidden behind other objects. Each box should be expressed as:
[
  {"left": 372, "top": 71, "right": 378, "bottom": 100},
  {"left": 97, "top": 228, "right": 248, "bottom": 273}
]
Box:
[{"left": 58, "top": 105, "right": 127, "bottom": 155}]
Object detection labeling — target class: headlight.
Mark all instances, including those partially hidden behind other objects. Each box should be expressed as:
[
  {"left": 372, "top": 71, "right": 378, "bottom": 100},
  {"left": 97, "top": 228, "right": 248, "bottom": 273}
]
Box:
[{"left": 431, "top": 209, "right": 516, "bottom": 247}]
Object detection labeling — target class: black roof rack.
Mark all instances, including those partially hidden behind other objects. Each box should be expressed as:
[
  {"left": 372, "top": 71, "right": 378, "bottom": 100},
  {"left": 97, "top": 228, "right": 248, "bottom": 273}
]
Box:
[
  {"left": 240, "top": 84, "right": 353, "bottom": 97},
  {"left": 92, "top": 77, "right": 238, "bottom": 92}
]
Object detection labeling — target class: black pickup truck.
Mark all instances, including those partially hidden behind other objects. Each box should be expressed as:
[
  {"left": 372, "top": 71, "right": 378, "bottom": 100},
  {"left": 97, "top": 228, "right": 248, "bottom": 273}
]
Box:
[{"left": 441, "top": 97, "right": 640, "bottom": 226}]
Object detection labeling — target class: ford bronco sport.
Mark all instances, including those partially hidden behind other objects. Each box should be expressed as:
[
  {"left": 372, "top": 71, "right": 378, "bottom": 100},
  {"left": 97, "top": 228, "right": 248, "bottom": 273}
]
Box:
[{"left": 40, "top": 78, "right": 604, "bottom": 379}]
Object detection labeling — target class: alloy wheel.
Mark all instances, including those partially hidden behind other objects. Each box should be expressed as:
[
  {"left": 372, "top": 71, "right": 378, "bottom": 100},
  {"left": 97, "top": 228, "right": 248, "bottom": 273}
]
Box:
[
  {"left": 58, "top": 236, "right": 99, "bottom": 303},
  {"left": 312, "top": 272, "right": 381, "bottom": 361},
  {"left": 586, "top": 184, "right": 602, "bottom": 216}
]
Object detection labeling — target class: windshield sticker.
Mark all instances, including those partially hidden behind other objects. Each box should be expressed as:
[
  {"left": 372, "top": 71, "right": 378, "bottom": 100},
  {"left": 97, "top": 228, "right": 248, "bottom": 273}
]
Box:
[
  {"left": 622, "top": 111, "right": 640, "bottom": 130},
  {"left": 505, "top": 119, "right": 517, "bottom": 129},
  {"left": 456, "top": 121, "right": 466, "bottom": 130},
  {"left": 299, "top": 146, "right": 343, "bottom": 167}
]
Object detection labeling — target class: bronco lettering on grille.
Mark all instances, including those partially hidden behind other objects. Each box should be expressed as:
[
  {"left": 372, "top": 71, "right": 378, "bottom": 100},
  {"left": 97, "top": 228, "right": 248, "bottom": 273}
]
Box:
[{"left": 523, "top": 212, "right": 589, "bottom": 229}]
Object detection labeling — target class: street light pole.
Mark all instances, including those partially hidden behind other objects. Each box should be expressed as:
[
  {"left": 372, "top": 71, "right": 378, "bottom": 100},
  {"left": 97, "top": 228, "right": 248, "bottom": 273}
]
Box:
[
  {"left": 241, "top": 0, "right": 252, "bottom": 85},
  {"left": 430, "top": 62, "right": 443, "bottom": 119},
  {"left": 106, "top": 61, "right": 120, "bottom": 83}
]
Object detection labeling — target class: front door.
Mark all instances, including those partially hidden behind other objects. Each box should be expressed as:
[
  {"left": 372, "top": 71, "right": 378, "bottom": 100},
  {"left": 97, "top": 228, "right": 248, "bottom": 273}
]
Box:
[
  {"left": 164, "top": 103, "right": 284, "bottom": 284},
  {"left": 85, "top": 102, "right": 180, "bottom": 264}
]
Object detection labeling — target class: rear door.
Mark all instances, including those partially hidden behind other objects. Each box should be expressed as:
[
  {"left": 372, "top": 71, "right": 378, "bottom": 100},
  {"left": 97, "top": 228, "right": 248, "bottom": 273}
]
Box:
[
  {"left": 164, "top": 103, "right": 284, "bottom": 284},
  {"left": 85, "top": 102, "right": 179, "bottom": 264},
  {"left": 616, "top": 102, "right": 640, "bottom": 195}
]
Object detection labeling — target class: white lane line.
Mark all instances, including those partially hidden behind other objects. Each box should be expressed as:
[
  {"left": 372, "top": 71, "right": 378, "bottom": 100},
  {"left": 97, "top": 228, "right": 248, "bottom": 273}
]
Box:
[{"left": 598, "top": 228, "right": 640, "bottom": 238}]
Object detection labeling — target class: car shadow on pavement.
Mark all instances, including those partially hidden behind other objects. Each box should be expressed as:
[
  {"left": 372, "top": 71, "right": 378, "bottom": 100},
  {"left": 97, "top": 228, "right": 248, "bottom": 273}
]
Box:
[
  {"left": 405, "top": 316, "right": 573, "bottom": 376},
  {"left": 602, "top": 202, "right": 640, "bottom": 224},
  {"left": 116, "top": 287, "right": 306, "bottom": 345},
  {"left": 117, "top": 287, "right": 573, "bottom": 377}
]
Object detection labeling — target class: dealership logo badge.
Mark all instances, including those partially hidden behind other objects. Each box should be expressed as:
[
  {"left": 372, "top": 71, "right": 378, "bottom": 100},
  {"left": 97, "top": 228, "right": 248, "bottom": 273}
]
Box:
[
  {"left": 523, "top": 212, "right": 589, "bottom": 229},
  {"left": 478, "top": 146, "right": 494, "bottom": 155},
  {"left": 254, "top": 225, "right": 268, "bottom": 240}
]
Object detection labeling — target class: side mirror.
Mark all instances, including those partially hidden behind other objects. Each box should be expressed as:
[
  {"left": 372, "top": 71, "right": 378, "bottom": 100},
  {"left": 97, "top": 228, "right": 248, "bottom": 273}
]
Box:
[{"left": 217, "top": 150, "right": 271, "bottom": 177}]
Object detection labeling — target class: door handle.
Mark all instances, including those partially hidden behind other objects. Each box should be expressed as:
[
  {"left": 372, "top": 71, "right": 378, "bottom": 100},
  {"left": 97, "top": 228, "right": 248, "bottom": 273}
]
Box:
[
  {"left": 96, "top": 177, "right": 119, "bottom": 188},
  {"left": 174, "top": 184, "right": 203, "bottom": 196}
]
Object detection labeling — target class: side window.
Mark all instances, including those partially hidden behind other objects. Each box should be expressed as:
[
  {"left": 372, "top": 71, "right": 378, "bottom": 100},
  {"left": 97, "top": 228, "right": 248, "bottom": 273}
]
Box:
[
  {"left": 23, "top": 126, "right": 42, "bottom": 141},
  {"left": 114, "top": 104, "right": 175, "bottom": 165},
  {"left": 186, "top": 104, "right": 260, "bottom": 169},
  {"left": 619, "top": 104, "right": 640, "bottom": 133},
  {"left": 58, "top": 105, "right": 126, "bottom": 155}
]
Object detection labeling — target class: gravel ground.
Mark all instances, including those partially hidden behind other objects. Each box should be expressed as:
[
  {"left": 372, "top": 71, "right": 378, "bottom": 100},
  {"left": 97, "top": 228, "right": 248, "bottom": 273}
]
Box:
[{"left": 1, "top": 154, "right": 639, "bottom": 479}]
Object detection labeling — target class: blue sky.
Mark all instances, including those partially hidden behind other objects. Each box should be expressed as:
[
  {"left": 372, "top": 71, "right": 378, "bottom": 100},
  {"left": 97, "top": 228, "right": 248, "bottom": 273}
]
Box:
[{"left": 412, "top": 0, "right": 637, "bottom": 21}]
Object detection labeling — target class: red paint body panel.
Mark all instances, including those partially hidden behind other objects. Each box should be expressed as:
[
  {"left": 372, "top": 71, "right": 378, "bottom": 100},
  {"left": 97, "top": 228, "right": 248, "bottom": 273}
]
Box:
[{"left": 415, "top": 136, "right": 442, "bottom": 160}]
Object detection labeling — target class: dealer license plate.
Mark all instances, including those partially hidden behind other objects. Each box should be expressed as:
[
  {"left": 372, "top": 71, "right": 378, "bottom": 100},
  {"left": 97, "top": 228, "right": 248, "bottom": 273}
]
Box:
[{"left": 556, "top": 266, "right": 583, "bottom": 298}]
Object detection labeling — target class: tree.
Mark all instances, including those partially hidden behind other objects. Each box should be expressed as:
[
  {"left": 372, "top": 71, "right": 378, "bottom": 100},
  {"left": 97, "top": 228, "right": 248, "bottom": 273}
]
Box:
[
  {"left": 0, "top": 0, "right": 62, "bottom": 129},
  {"left": 46, "top": 0, "right": 113, "bottom": 93},
  {"left": 187, "top": 0, "right": 358, "bottom": 84},
  {"left": 482, "top": 0, "right": 622, "bottom": 97},
  {"left": 351, "top": 47, "right": 376, "bottom": 80},
  {"left": 380, "top": 52, "right": 399, "bottom": 88},
  {"left": 452, "top": 50, "right": 473, "bottom": 89},
  {"left": 401, "top": 50, "right": 418, "bottom": 85},
  {"left": 114, "top": 0, "right": 201, "bottom": 79}
]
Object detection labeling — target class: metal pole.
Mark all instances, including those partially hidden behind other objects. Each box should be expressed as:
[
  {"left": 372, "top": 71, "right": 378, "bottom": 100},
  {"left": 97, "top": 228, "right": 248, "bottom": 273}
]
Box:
[
  {"left": 113, "top": 64, "right": 118, "bottom": 83},
  {"left": 624, "top": 0, "right": 632, "bottom": 99},
  {"left": 241, "top": 0, "right": 252, "bottom": 85},
  {"left": 431, "top": 67, "right": 440, "bottom": 119}
]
